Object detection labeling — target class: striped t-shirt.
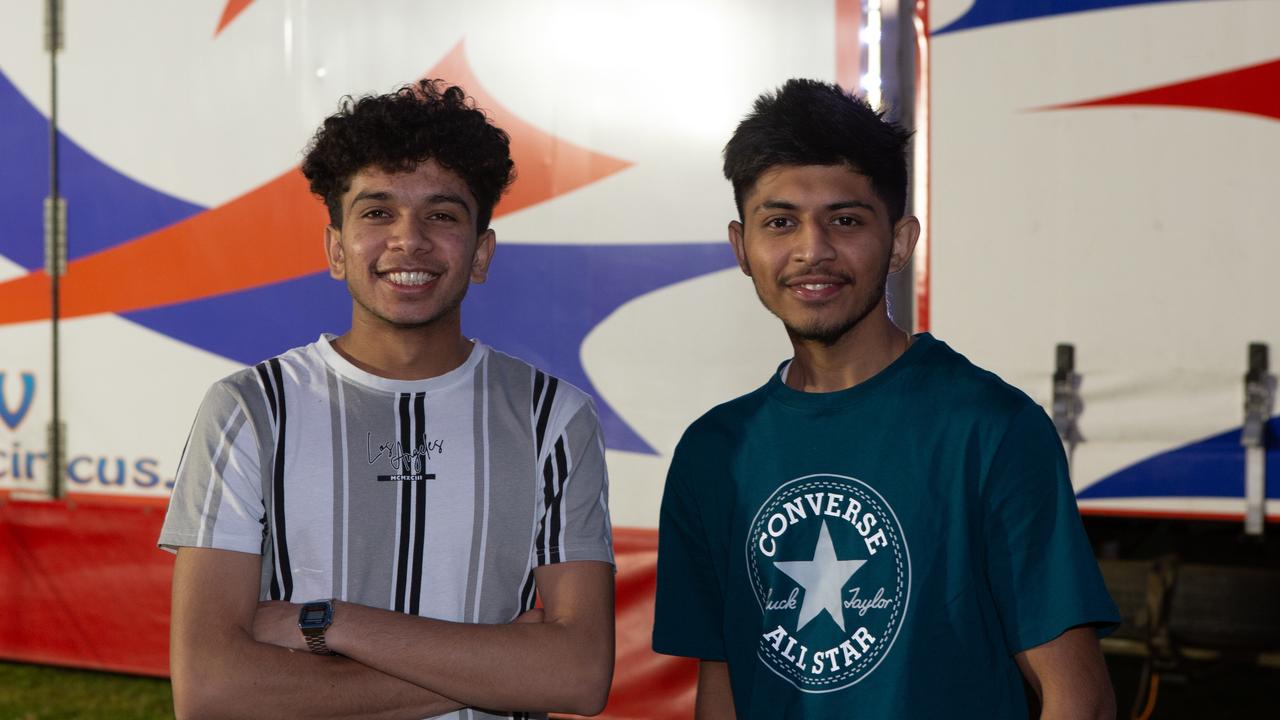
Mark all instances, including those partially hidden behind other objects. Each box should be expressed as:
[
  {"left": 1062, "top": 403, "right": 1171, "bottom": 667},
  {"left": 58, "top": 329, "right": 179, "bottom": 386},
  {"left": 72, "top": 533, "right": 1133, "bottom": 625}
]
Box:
[{"left": 159, "top": 336, "right": 613, "bottom": 720}]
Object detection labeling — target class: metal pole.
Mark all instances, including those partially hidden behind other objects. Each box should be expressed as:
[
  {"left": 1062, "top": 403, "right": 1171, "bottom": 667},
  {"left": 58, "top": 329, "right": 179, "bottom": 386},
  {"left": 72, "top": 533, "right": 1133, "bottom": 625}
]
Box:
[
  {"left": 45, "top": 0, "right": 65, "bottom": 499},
  {"left": 881, "top": 0, "right": 918, "bottom": 332}
]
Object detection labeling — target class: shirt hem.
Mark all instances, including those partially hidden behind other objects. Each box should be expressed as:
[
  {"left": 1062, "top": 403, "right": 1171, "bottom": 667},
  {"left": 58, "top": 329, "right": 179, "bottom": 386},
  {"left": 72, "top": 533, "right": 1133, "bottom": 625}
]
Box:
[
  {"left": 1010, "top": 611, "right": 1122, "bottom": 655},
  {"left": 157, "top": 532, "right": 263, "bottom": 556}
]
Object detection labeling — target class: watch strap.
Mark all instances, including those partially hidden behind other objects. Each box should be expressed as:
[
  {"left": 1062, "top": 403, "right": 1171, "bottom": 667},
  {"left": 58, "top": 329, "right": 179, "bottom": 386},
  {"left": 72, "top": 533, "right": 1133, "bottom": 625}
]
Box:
[{"left": 303, "top": 627, "right": 332, "bottom": 655}]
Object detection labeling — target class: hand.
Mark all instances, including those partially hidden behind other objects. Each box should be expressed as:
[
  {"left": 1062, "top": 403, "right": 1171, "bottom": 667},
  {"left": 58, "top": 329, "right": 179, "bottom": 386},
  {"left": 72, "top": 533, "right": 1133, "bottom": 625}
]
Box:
[{"left": 253, "top": 600, "right": 306, "bottom": 651}]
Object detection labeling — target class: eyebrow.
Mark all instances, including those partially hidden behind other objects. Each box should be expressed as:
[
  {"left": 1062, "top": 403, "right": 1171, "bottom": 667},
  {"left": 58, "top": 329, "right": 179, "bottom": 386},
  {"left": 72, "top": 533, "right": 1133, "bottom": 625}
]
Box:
[
  {"left": 754, "top": 199, "right": 878, "bottom": 214},
  {"left": 348, "top": 190, "right": 473, "bottom": 217},
  {"left": 348, "top": 190, "right": 392, "bottom": 211},
  {"left": 425, "top": 193, "right": 474, "bottom": 217}
]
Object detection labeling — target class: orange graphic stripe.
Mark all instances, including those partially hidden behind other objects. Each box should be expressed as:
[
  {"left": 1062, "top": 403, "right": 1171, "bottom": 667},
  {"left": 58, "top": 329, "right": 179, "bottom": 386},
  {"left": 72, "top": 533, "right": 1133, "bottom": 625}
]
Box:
[
  {"left": 0, "top": 170, "right": 327, "bottom": 324},
  {"left": 215, "top": 0, "right": 255, "bottom": 37},
  {"left": 429, "top": 41, "right": 633, "bottom": 217},
  {"left": 0, "top": 40, "right": 631, "bottom": 325}
]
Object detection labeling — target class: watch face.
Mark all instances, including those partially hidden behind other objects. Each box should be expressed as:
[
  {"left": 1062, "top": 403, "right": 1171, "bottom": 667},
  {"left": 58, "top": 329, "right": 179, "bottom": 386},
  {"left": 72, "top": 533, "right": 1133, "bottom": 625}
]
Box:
[{"left": 299, "top": 601, "right": 332, "bottom": 629}]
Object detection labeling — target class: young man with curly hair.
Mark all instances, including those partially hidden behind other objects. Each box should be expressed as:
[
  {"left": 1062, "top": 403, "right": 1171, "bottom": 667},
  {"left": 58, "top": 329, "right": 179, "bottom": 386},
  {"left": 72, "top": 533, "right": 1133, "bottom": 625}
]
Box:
[
  {"left": 652, "top": 79, "right": 1119, "bottom": 718},
  {"left": 160, "top": 81, "right": 614, "bottom": 720}
]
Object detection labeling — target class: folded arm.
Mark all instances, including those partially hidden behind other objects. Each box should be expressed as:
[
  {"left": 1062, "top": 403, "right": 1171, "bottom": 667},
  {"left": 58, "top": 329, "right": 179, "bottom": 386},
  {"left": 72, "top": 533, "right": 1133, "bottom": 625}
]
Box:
[
  {"left": 170, "top": 547, "right": 463, "bottom": 720},
  {"left": 257, "top": 560, "right": 615, "bottom": 716}
]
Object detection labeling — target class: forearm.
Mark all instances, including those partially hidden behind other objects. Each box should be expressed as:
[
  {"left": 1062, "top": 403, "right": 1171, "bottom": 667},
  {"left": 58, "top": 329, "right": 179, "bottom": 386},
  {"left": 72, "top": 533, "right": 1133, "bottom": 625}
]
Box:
[
  {"left": 1037, "top": 678, "right": 1116, "bottom": 720},
  {"left": 172, "top": 626, "right": 463, "bottom": 720},
  {"left": 326, "top": 601, "right": 612, "bottom": 715},
  {"left": 1038, "top": 691, "right": 1116, "bottom": 720},
  {"left": 695, "top": 661, "right": 736, "bottom": 720},
  {"left": 1017, "top": 627, "right": 1116, "bottom": 720}
]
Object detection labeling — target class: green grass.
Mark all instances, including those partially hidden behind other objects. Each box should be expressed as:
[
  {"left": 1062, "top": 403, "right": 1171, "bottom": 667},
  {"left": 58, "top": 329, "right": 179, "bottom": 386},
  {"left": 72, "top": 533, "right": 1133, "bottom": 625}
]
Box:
[
  {"left": 1, "top": 656, "right": 1275, "bottom": 719},
  {"left": 0, "top": 661, "right": 173, "bottom": 720}
]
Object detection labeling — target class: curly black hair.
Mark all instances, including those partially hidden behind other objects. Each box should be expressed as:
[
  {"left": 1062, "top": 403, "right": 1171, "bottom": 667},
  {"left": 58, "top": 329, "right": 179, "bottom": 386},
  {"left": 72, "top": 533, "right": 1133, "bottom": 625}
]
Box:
[
  {"left": 302, "top": 79, "right": 515, "bottom": 231},
  {"left": 723, "top": 79, "right": 912, "bottom": 224}
]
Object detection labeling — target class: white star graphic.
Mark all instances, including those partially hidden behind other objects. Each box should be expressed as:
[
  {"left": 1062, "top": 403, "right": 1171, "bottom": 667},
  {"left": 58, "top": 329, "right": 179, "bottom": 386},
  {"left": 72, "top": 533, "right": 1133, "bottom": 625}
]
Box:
[{"left": 773, "top": 520, "right": 866, "bottom": 633}]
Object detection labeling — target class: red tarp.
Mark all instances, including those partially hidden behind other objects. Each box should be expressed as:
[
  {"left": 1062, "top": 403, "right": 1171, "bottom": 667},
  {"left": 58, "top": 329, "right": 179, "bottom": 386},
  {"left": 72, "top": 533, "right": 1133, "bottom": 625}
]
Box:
[{"left": 0, "top": 497, "right": 696, "bottom": 717}]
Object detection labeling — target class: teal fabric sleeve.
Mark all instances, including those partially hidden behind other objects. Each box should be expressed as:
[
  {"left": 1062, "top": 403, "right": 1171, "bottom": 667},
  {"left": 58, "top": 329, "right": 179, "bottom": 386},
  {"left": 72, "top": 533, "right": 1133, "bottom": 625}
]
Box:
[
  {"left": 981, "top": 403, "right": 1120, "bottom": 654},
  {"left": 652, "top": 433, "right": 728, "bottom": 661}
]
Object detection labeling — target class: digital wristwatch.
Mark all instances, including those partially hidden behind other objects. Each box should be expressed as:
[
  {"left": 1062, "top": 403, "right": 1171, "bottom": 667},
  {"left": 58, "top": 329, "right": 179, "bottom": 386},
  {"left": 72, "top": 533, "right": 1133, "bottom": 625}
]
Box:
[{"left": 298, "top": 599, "right": 335, "bottom": 655}]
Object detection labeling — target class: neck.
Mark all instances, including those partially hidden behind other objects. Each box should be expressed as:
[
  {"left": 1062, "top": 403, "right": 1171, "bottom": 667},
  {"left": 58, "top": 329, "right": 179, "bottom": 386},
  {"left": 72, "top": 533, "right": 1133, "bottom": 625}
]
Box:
[
  {"left": 784, "top": 307, "right": 910, "bottom": 393},
  {"left": 332, "top": 312, "right": 472, "bottom": 381}
]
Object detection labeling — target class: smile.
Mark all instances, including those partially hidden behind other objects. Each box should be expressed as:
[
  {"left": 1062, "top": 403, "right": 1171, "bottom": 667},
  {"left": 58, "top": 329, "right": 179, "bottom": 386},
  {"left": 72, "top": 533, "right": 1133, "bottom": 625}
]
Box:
[
  {"left": 381, "top": 271, "right": 439, "bottom": 286},
  {"left": 785, "top": 277, "right": 848, "bottom": 301}
]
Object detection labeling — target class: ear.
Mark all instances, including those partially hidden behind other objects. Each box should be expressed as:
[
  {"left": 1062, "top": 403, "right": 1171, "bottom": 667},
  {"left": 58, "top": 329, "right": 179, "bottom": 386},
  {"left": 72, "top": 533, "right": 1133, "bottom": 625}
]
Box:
[
  {"left": 888, "top": 216, "right": 920, "bottom": 274},
  {"left": 325, "top": 225, "right": 345, "bottom": 280},
  {"left": 470, "top": 228, "right": 496, "bottom": 284},
  {"left": 728, "top": 220, "right": 752, "bottom": 277}
]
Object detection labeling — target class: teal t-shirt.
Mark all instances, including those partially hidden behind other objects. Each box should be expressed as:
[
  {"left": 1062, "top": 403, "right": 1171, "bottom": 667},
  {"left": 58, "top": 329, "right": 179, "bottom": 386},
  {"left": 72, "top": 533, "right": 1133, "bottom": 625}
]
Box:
[{"left": 652, "top": 334, "right": 1119, "bottom": 719}]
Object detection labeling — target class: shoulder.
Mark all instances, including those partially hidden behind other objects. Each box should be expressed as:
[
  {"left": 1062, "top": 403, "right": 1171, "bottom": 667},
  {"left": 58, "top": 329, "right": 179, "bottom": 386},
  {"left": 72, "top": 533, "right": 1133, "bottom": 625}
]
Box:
[
  {"left": 200, "top": 343, "right": 319, "bottom": 418},
  {"left": 672, "top": 379, "right": 774, "bottom": 462},
  {"left": 256, "top": 341, "right": 330, "bottom": 386},
  {"left": 917, "top": 339, "right": 1068, "bottom": 486},
  {"left": 913, "top": 334, "right": 1040, "bottom": 423},
  {"left": 487, "top": 345, "right": 593, "bottom": 406},
  {"left": 482, "top": 345, "right": 599, "bottom": 438}
]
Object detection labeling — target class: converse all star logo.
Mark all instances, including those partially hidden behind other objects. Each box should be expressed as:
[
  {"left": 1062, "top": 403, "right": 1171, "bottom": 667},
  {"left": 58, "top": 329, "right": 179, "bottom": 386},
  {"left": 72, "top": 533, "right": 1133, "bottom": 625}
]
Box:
[{"left": 746, "top": 474, "right": 911, "bottom": 692}]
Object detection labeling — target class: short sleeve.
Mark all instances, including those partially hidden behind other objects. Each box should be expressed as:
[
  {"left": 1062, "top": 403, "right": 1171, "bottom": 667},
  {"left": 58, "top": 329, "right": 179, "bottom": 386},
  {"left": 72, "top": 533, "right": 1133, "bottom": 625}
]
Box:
[
  {"left": 652, "top": 429, "right": 727, "bottom": 661},
  {"left": 158, "top": 382, "right": 267, "bottom": 555},
  {"left": 982, "top": 403, "right": 1120, "bottom": 653},
  {"left": 534, "top": 399, "right": 614, "bottom": 566}
]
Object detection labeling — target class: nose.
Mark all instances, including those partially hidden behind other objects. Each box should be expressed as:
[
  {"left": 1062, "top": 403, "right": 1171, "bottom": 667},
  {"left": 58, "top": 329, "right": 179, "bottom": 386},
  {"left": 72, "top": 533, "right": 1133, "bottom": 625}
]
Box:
[
  {"left": 792, "top": 221, "right": 836, "bottom": 265},
  {"left": 387, "top": 215, "right": 435, "bottom": 253}
]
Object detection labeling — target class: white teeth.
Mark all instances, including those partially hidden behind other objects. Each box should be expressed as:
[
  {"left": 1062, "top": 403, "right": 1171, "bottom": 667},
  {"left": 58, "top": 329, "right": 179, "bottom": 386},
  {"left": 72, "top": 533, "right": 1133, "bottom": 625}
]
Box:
[
  {"left": 384, "top": 271, "right": 438, "bottom": 286},
  {"left": 800, "top": 283, "right": 832, "bottom": 290}
]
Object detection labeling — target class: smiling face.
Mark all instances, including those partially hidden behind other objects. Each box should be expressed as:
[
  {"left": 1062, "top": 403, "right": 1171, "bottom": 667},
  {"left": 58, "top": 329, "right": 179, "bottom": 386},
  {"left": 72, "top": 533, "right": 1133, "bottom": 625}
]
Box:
[
  {"left": 728, "top": 164, "right": 918, "bottom": 346},
  {"left": 325, "top": 160, "right": 494, "bottom": 336}
]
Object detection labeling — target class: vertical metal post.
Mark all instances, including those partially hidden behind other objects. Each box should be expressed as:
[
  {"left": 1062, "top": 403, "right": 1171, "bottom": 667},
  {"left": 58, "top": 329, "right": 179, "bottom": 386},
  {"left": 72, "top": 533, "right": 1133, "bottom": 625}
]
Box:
[
  {"left": 1052, "top": 343, "right": 1084, "bottom": 475},
  {"left": 44, "top": 0, "right": 65, "bottom": 499},
  {"left": 1242, "top": 343, "right": 1273, "bottom": 537},
  {"left": 881, "top": 0, "right": 918, "bottom": 332}
]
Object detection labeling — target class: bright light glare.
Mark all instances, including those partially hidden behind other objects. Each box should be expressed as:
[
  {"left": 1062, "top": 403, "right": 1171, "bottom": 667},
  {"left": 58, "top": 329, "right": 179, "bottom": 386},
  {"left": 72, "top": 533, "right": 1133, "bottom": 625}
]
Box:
[{"left": 863, "top": 0, "right": 884, "bottom": 109}]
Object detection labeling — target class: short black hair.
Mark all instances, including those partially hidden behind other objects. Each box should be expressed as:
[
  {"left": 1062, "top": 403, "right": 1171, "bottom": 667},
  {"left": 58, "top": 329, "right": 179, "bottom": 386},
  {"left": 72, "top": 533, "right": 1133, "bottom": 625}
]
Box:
[
  {"left": 723, "top": 79, "right": 912, "bottom": 223},
  {"left": 302, "top": 79, "right": 515, "bottom": 231}
]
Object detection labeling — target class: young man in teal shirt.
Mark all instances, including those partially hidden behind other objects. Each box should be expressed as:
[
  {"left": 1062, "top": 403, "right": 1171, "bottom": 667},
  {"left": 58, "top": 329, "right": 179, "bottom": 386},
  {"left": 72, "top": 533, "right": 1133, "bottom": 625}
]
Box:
[{"left": 652, "top": 79, "right": 1118, "bottom": 718}]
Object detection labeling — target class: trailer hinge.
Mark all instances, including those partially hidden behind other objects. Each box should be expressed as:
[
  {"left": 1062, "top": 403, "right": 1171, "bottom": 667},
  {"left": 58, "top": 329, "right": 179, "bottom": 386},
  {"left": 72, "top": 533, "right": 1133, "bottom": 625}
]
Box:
[
  {"left": 43, "top": 0, "right": 64, "bottom": 53},
  {"left": 44, "top": 196, "right": 67, "bottom": 277},
  {"left": 1052, "top": 343, "right": 1084, "bottom": 472},
  {"left": 1242, "top": 343, "right": 1274, "bottom": 537}
]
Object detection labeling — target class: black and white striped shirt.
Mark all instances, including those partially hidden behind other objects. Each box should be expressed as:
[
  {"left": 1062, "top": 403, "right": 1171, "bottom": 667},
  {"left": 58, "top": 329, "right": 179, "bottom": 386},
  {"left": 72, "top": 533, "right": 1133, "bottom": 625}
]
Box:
[{"left": 160, "top": 336, "right": 613, "bottom": 720}]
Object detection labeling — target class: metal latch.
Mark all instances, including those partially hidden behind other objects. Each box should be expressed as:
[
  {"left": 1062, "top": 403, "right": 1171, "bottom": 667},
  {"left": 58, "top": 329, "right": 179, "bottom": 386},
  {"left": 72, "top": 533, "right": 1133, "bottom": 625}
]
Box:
[
  {"left": 44, "top": 197, "right": 67, "bottom": 277},
  {"left": 1052, "top": 343, "right": 1084, "bottom": 472},
  {"left": 1242, "top": 343, "right": 1274, "bottom": 536},
  {"left": 44, "top": 0, "right": 64, "bottom": 53}
]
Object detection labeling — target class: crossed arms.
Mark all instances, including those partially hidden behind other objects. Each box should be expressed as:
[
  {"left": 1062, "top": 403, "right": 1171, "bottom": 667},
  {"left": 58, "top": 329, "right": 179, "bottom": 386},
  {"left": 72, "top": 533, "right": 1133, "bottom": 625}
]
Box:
[{"left": 170, "top": 547, "right": 614, "bottom": 720}]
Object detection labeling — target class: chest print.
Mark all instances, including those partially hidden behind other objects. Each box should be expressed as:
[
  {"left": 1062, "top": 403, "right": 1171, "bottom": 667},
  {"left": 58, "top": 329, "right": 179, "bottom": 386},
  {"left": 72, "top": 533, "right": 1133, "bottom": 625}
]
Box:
[
  {"left": 746, "top": 474, "right": 911, "bottom": 692},
  {"left": 366, "top": 431, "right": 445, "bottom": 481}
]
